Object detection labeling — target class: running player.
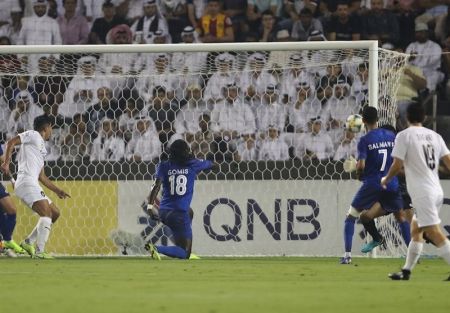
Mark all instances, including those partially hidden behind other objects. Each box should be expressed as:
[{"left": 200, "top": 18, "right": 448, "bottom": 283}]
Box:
[
  {"left": 382, "top": 102, "right": 450, "bottom": 280},
  {"left": 1, "top": 115, "right": 70, "bottom": 259}
]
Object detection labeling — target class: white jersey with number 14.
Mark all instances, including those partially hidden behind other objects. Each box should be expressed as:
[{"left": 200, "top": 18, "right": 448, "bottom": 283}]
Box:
[{"left": 391, "top": 126, "right": 450, "bottom": 197}]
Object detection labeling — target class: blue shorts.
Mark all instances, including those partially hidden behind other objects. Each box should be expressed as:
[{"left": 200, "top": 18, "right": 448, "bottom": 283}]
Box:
[
  {"left": 0, "top": 183, "right": 9, "bottom": 200},
  {"left": 159, "top": 209, "right": 192, "bottom": 240},
  {"left": 351, "top": 183, "right": 402, "bottom": 213}
]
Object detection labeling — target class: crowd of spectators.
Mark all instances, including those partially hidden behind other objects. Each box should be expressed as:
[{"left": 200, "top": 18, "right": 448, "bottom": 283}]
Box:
[{"left": 0, "top": 0, "right": 449, "bottom": 164}]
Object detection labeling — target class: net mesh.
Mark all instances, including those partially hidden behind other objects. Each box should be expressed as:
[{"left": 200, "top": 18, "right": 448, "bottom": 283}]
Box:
[{"left": 0, "top": 45, "right": 410, "bottom": 256}]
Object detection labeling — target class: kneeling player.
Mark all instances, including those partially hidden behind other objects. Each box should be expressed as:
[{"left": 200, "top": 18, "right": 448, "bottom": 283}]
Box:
[{"left": 144, "top": 140, "right": 216, "bottom": 260}]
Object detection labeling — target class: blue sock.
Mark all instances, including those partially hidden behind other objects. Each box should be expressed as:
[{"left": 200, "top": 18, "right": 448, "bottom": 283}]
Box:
[
  {"left": 0, "top": 213, "right": 16, "bottom": 241},
  {"left": 398, "top": 221, "right": 411, "bottom": 246},
  {"left": 156, "top": 245, "right": 188, "bottom": 259},
  {"left": 344, "top": 217, "right": 356, "bottom": 253}
]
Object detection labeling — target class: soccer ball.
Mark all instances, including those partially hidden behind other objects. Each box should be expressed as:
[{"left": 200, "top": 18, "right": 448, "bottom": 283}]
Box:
[{"left": 345, "top": 114, "right": 364, "bottom": 133}]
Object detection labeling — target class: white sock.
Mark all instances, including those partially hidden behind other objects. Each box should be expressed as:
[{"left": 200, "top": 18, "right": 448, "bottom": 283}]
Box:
[
  {"left": 36, "top": 217, "right": 52, "bottom": 253},
  {"left": 26, "top": 225, "right": 39, "bottom": 244},
  {"left": 437, "top": 240, "right": 450, "bottom": 265},
  {"left": 344, "top": 252, "right": 351, "bottom": 258},
  {"left": 403, "top": 241, "right": 423, "bottom": 271}
]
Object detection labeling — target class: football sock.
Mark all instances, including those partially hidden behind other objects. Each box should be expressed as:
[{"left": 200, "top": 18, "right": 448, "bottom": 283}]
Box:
[
  {"left": 362, "top": 219, "right": 382, "bottom": 242},
  {"left": 344, "top": 217, "right": 355, "bottom": 253},
  {"left": 437, "top": 240, "right": 450, "bottom": 265},
  {"left": 398, "top": 221, "right": 411, "bottom": 246},
  {"left": 403, "top": 241, "right": 423, "bottom": 271},
  {"left": 0, "top": 213, "right": 16, "bottom": 241},
  {"left": 156, "top": 245, "right": 188, "bottom": 259},
  {"left": 26, "top": 225, "right": 39, "bottom": 244},
  {"left": 36, "top": 217, "right": 52, "bottom": 253}
]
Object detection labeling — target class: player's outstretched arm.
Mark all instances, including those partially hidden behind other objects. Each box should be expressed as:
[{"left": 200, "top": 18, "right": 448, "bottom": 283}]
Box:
[
  {"left": 381, "top": 157, "right": 404, "bottom": 189},
  {"left": 440, "top": 154, "right": 450, "bottom": 174},
  {"left": 147, "top": 179, "right": 161, "bottom": 220},
  {"left": 38, "top": 169, "right": 70, "bottom": 199},
  {"left": 0, "top": 135, "right": 21, "bottom": 176}
]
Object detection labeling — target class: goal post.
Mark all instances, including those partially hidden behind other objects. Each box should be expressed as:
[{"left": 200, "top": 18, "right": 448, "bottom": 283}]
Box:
[{"left": 0, "top": 41, "right": 410, "bottom": 257}]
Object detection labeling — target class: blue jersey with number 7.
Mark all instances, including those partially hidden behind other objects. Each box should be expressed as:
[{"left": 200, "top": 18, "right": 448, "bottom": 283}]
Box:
[
  {"left": 156, "top": 158, "right": 213, "bottom": 212},
  {"left": 357, "top": 128, "right": 398, "bottom": 191}
]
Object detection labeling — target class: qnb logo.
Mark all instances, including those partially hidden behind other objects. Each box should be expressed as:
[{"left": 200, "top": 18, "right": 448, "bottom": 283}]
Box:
[{"left": 203, "top": 198, "right": 321, "bottom": 242}]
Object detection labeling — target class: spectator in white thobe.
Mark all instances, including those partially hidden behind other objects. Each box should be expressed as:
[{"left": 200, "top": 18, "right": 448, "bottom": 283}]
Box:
[
  {"left": 294, "top": 117, "right": 334, "bottom": 161},
  {"left": 60, "top": 56, "right": 110, "bottom": 118},
  {"left": 203, "top": 52, "right": 237, "bottom": 104},
  {"left": 90, "top": 118, "right": 126, "bottom": 161},
  {"left": 174, "top": 84, "right": 209, "bottom": 142},
  {"left": 259, "top": 126, "right": 290, "bottom": 161},
  {"left": 255, "top": 84, "right": 286, "bottom": 138},
  {"left": 406, "top": 23, "right": 443, "bottom": 91},
  {"left": 7, "top": 91, "right": 43, "bottom": 139},
  {"left": 321, "top": 81, "right": 360, "bottom": 145},
  {"left": 18, "top": 0, "right": 62, "bottom": 71},
  {"left": 126, "top": 117, "right": 161, "bottom": 162}
]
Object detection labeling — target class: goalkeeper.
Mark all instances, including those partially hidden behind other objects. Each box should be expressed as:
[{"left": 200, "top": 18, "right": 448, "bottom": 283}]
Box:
[{"left": 144, "top": 140, "right": 216, "bottom": 260}]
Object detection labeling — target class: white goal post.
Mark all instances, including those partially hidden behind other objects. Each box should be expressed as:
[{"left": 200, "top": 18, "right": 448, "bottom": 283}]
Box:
[{"left": 0, "top": 41, "right": 410, "bottom": 257}]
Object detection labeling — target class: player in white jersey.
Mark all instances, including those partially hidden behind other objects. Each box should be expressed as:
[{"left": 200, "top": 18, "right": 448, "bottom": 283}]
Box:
[
  {"left": 0, "top": 115, "right": 70, "bottom": 259},
  {"left": 381, "top": 102, "right": 450, "bottom": 280}
]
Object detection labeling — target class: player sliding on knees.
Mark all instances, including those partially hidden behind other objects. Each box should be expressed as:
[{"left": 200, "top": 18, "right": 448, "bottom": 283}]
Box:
[
  {"left": 341, "top": 107, "right": 405, "bottom": 264},
  {"left": 0, "top": 115, "right": 70, "bottom": 259},
  {"left": 144, "top": 139, "right": 216, "bottom": 260}
]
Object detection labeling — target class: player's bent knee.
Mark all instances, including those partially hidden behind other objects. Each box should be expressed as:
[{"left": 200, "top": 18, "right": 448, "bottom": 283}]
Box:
[
  {"left": 359, "top": 212, "right": 371, "bottom": 223},
  {"left": 32, "top": 200, "right": 52, "bottom": 217},
  {"left": 346, "top": 207, "right": 360, "bottom": 219},
  {"left": 50, "top": 204, "right": 60, "bottom": 223},
  {"left": 0, "top": 197, "right": 17, "bottom": 215}
]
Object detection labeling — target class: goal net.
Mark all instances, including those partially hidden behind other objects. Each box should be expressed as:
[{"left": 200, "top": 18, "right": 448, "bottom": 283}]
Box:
[{"left": 0, "top": 42, "right": 410, "bottom": 257}]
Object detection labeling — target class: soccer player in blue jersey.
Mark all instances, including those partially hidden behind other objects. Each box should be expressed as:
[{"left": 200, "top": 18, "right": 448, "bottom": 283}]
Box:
[
  {"left": 144, "top": 139, "right": 215, "bottom": 260},
  {"left": 0, "top": 143, "right": 26, "bottom": 256},
  {"left": 340, "top": 106, "right": 403, "bottom": 264}
]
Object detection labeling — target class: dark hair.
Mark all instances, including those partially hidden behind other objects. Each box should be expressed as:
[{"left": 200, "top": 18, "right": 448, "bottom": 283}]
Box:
[
  {"left": 362, "top": 106, "right": 378, "bottom": 124},
  {"left": 0, "top": 36, "right": 12, "bottom": 45},
  {"left": 169, "top": 139, "right": 193, "bottom": 165},
  {"left": 33, "top": 114, "right": 52, "bottom": 131},
  {"left": 152, "top": 85, "right": 166, "bottom": 97},
  {"left": 406, "top": 102, "right": 425, "bottom": 124},
  {"left": 261, "top": 9, "right": 274, "bottom": 17},
  {"left": 380, "top": 124, "right": 397, "bottom": 134},
  {"left": 300, "top": 8, "right": 313, "bottom": 16},
  {"left": 102, "top": 0, "right": 114, "bottom": 8}
]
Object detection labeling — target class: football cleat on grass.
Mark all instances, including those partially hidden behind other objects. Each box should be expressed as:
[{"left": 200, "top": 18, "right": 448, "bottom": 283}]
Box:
[
  {"left": 388, "top": 269, "right": 411, "bottom": 280},
  {"left": 33, "top": 252, "right": 54, "bottom": 259},
  {"left": 361, "top": 238, "right": 385, "bottom": 253},
  {"left": 3, "top": 248, "right": 18, "bottom": 258},
  {"left": 144, "top": 243, "right": 161, "bottom": 261},
  {"left": 189, "top": 253, "right": 201, "bottom": 260},
  {"left": 4, "top": 240, "right": 26, "bottom": 254},
  {"left": 339, "top": 256, "right": 352, "bottom": 264},
  {"left": 20, "top": 241, "right": 36, "bottom": 257}
]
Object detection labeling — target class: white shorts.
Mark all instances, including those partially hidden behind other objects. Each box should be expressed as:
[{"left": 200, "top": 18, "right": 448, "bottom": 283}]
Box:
[
  {"left": 412, "top": 194, "right": 443, "bottom": 228},
  {"left": 15, "top": 183, "right": 52, "bottom": 208}
]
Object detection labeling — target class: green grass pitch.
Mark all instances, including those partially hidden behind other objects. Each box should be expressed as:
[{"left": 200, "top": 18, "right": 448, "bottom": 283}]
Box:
[{"left": 1, "top": 257, "right": 449, "bottom": 313}]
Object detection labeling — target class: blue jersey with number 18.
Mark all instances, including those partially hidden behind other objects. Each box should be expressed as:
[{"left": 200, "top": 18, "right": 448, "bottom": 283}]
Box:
[
  {"left": 357, "top": 128, "right": 398, "bottom": 191},
  {"left": 156, "top": 158, "right": 213, "bottom": 212}
]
